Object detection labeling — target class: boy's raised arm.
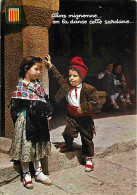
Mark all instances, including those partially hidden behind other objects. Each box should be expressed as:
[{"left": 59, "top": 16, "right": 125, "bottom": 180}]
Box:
[
  {"left": 45, "top": 54, "right": 52, "bottom": 68},
  {"left": 45, "top": 55, "right": 65, "bottom": 86}
]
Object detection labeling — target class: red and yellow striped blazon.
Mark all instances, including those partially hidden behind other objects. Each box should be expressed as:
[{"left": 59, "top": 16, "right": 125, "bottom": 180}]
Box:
[{"left": 8, "top": 8, "right": 19, "bottom": 22}]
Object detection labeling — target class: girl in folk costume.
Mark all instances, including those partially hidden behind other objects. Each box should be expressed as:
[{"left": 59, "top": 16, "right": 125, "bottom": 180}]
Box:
[
  {"left": 10, "top": 56, "right": 53, "bottom": 189},
  {"left": 45, "top": 55, "right": 100, "bottom": 172},
  {"left": 114, "top": 64, "right": 132, "bottom": 105}
]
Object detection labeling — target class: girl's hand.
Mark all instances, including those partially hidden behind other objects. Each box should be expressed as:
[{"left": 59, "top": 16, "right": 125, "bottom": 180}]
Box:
[
  {"left": 77, "top": 106, "right": 83, "bottom": 114},
  {"left": 47, "top": 116, "right": 52, "bottom": 120},
  {"left": 45, "top": 54, "right": 52, "bottom": 67}
]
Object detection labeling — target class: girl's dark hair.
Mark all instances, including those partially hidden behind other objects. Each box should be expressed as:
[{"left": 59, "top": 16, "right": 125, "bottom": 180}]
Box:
[{"left": 19, "top": 56, "right": 42, "bottom": 79}]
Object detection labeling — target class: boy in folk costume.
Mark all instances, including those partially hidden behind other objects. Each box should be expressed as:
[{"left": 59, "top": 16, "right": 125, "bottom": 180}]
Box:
[
  {"left": 97, "top": 61, "right": 120, "bottom": 110},
  {"left": 45, "top": 55, "right": 100, "bottom": 172}
]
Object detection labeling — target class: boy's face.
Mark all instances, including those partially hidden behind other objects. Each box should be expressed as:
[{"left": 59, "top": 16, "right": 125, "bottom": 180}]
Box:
[
  {"left": 68, "top": 69, "right": 82, "bottom": 86},
  {"left": 108, "top": 63, "right": 113, "bottom": 71},
  {"left": 26, "top": 62, "right": 42, "bottom": 81}
]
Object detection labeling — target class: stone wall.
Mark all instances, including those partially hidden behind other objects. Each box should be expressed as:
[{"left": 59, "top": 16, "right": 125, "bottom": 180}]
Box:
[{"left": 2, "top": 0, "right": 59, "bottom": 138}]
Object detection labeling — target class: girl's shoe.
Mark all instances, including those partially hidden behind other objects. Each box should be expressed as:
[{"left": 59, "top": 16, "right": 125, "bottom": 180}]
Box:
[
  {"left": 23, "top": 172, "right": 33, "bottom": 189},
  {"left": 85, "top": 157, "right": 94, "bottom": 172},
  {"left": 35, "top": 167, "right": 52, "bottom": 186},
  {"left": 126, "top": 100, "right": 132, "bottom": 105},
  {"left": 112, "top": 102, "right": 119, "bottom": 110}
]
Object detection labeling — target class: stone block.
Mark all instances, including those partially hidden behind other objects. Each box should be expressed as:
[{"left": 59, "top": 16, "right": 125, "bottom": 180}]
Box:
[
  {"left": 95, "top": 91, "right": 107, "bottom": 112},
  {"left": 0, "top": 137, "right": 12, "bottom": 154}
]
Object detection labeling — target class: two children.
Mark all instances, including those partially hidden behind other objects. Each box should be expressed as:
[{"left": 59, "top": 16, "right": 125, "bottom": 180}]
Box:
[
  {"left": 10, "top": 56, "right": 53, "bottom": 189},
  {"left": 10, "top": 54, "right": 100, "bottom": 189},
  {"left": 45, "top": 55, "right": 100, "bottom": 172},
  {"left": 98, "top": 61, "right": 132, "bottom": 110}
]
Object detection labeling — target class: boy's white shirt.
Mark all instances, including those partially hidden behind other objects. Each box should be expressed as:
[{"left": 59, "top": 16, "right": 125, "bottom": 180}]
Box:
[{"left": 66, "top": 82, "right": 82, "bottom": 107}]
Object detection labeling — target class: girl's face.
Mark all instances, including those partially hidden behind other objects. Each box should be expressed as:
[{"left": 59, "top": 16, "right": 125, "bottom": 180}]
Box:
[
  {"left": 69, "top": 69, "right": 82, "bottom": 87},
  {"left": 116, "top": 65, "right": 122, "bottom": 73},
  {"left": 25, "top": 62, "right": 42, "bottom": 81}
]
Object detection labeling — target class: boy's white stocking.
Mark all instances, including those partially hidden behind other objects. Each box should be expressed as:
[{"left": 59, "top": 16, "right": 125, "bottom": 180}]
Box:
[
  {"left": 114, "top": 93, "right": 119, "bottom": 100},
  {"left": 34, "top": 160, "right": 49, "bottom": 181},
  {"left": 126, "top": 94, "right": 130, "bottom": 100},
  {"left": 21, "top": 162, "right": 31, "bottom": 181},
  {"left": 110, "top": 95, "right": 115, "bottom": 104}
]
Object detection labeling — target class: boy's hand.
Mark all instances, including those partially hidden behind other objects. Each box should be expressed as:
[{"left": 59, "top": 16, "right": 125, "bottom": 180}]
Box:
[
  {"left": 77, "top": 106, "right": 83, "bottom": 114},
  {"left": 45, "top": 54, "right": 52, "bottom": 67}
]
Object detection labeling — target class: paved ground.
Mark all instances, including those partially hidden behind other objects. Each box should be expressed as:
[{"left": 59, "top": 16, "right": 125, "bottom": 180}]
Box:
[
  {"left": 0, "top": 110, "right": 137, "bottom": 195},
  {"left": 0, "top": 148, "right": 136, "bottom": 195},
  {"left": 50, "top": 110, "right": 137, "bottom": 152}
]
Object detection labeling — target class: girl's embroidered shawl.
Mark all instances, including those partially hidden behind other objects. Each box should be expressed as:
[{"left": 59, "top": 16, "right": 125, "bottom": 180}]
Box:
[{"left": 12, "top": 79, "right": 47, "bottom": 102}]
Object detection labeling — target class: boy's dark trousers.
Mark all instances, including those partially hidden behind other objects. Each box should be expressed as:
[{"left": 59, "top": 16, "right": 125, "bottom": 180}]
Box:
[{"left": 62, "top": 114, "right": 94, "bottom": 157}]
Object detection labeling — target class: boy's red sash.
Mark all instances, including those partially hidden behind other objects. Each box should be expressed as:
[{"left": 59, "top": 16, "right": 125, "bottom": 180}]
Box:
[{"left": 67, "top": 104, "right": 93, "bottom": 117}]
